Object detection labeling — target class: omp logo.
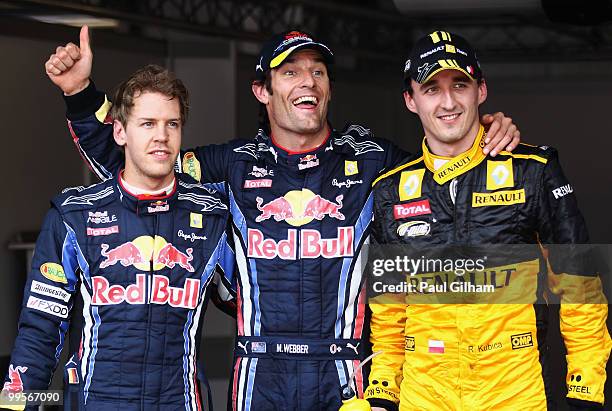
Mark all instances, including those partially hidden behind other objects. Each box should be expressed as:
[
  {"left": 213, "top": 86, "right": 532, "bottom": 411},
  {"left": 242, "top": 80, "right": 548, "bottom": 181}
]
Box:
[
  {"left": 405, "top": 336, "right": 415, "bottom": 351},
  {"left": 511, "top": 332, "right": 533, "bottom": 350}
]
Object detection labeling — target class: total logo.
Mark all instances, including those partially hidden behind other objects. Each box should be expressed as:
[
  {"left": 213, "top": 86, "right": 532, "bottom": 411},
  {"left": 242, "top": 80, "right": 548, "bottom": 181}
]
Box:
[
  {"left": 248, "top": 227, "right": 354, "bottom": 260},
  {"left": 100, "top": 235, "right": 194, "bottom": 272},
  {"left": 92, "top": 274, "right": 199, "bottom": 310},
  {"left": 255, "top": 189, "right": 344, "bottom": 226}
]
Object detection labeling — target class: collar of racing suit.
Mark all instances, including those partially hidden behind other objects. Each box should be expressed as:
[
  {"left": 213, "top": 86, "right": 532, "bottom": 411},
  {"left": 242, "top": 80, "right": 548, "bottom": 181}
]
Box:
[
  {"left": 422, "top": 124, "right": 488, "bottom": 185},
  {"left": 116, "top": 170, "right": 178, "bottom": 215},
  {"left": 254, "top": 125, "right": 352, "bottom": 172}
]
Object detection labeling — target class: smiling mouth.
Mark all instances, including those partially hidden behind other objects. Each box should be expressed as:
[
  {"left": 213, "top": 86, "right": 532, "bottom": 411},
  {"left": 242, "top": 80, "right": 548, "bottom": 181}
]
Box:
[
  {"left": 292, "top": 96, "right": 319, "bottom": 108},
  {"left": 438, "top": 113, "right": 461, "bottom": 121}
]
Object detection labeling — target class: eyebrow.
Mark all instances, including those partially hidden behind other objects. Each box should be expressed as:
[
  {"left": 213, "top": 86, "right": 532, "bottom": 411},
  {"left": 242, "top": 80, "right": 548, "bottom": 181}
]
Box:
[
  {"left": 282, "top": 56, "right": 326, "bottom": 65},
  {"left": 136, "top": 117, "right": 181, "bottom": 122}
]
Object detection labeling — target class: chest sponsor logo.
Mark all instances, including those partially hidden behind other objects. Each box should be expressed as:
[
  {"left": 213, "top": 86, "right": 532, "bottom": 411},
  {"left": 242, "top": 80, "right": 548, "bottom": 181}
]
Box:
[
  {"left": 399, "top": 169, "right": 425, "bottom": 201},
  {"left": 298, "top": 154, "right": 319, "bottom": 170},
  {"left": 486, "top": 159, "right": 514, "bottom": 190},
  {"left": 87, "top": 225, "right": 119, "bottom": 237},
  {"left": 332, "top": 178, "right": 363, "bottom": 189},
  {"left": 178, "top": 229, "right": 207, "bottom": 242},
  {"left": 27, "top": 296, "right": 69, "bottom": 318},
  {"left": 190, "top": 212, "right": 203, "bottom": 228},
  {"left": 552, "top": 184, "right": 573, "bottom": 199},
  {"left": 249, "top": 166, "right": 274, "bottom": 178},
  {"left": 511, "top": 332, "right": 533, "bottom": 350},
  {"left": 247, "top": 227, "right": 353, "bottom": 260},
  {"left": 344, "top": 160, "right": 358, "bottom": 176},
  {"left": 472, "top": 189, "right": 525, "bottom": 207},
  {"left": 87, "top": 211, "right": 117, "bottom": 224},
  {"left": 148, "top": 200, "right": 169, "bottom": 213},
  {"left": 92, "top": 274, "right": 199, "bottom": 309},
  {"left": 405, "top": 336, "right": 415, "bottom": 351},
  {"left": 394, "top": 199, "right": 431, "bottom": 219},
  {"left": 182, "top": 152, "right": 202, "bottom": 182},
  {"left": 256, "top": 189, "right": 344, "bottom": 227},
  {"left": 3, "top": 365, "right": 27, "bottom": 394},
  {"left": 244, "top": 179, "right": 273, "bottom": 189},
  {"left": 30, "top": 280, "right": 71, "bottom": 302},
  {"left": 40, "top": 262, "right": 67, "bottom": 284},
  {"left": 100, "top": 236, "right": 194, "bottom": 272},
  {"left": 397, "top": 221, "right": 430, "bottom": 238}
]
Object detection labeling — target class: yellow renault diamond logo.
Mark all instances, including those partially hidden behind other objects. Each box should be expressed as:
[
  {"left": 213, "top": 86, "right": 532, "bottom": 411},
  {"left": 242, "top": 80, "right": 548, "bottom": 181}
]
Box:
[
  {"left": 486, "top": 159, "right": 514, "bottom": 190},
  {"left": 399, "top": 169, "right": 425, "bottom": 201}
]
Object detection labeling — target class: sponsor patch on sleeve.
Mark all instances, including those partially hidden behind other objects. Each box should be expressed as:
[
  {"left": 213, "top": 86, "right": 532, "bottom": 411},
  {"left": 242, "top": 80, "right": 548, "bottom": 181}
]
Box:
[
  {"left": 27, "top": 296, "right": 69, "bottom": 318},
  {"left": 40, "top": 263, "right": 68, "bottom": 284},
  {"left": 30, "top": 280, "right": 71, "bottom": 302},
  {"left": 182, "top": 152, "right": 202, "bottom": 182}
]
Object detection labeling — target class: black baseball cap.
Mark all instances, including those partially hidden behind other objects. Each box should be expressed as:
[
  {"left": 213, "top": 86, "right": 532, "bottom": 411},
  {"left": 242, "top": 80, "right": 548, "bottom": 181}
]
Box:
[
  {"left": 403, "top": 30, "right": 482, "bottom": 88},
  {"left": 255, "top": 30, "right": 334, "bottom": 79}
]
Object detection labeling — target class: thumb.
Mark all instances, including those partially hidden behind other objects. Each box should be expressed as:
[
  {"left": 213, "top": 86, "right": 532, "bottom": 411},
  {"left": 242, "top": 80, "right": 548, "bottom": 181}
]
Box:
[{"left": 79, "top": 25, "right": 92, "bottom": 55}]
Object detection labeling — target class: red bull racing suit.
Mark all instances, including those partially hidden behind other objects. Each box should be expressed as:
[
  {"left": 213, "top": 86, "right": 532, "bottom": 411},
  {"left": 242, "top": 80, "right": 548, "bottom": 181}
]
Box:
[
  {"left": 364, "top": 126, "right": 611, "bottom": 410},
  {"left": 60, "top": 82, "right": 405, "bottom": 410},
  {"left": 3, "top": 173, "right": 234, "bottom": 410}
]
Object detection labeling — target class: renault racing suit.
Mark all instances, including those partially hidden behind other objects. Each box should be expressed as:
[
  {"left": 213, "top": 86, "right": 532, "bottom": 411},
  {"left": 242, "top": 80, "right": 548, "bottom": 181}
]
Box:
[
  {"left": 3, "top": 173, "right": 234, "bottom": 410},
  {"left": 59, "top": 82, "right": 406, "bottom": 410},
  {"left": 364, "top": 125, "right": 611, "bottom": 410}
]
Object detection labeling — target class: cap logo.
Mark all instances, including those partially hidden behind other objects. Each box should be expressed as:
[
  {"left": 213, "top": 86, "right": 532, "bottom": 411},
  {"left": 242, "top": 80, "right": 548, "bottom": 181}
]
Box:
[
  {"left": 285, "top": 31, "right": 309, "bottom": 40},
  {"left": 429, "top": 31, "right": 452, "bottom": 44},
  {"left": 445, "top": 44, "right": 456, "bottom": 53},
  {"left": 404, "top": 59, "right": 411, "bottom": 72},
  {"left": 416, "top": 62, "right": 437, "bottom": 83}
]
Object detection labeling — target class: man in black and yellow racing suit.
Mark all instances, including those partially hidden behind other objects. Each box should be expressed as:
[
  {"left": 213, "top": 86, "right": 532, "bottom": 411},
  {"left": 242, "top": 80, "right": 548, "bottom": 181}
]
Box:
[{"left": 364, "top": 30, "right": 611, "bottom": 411}]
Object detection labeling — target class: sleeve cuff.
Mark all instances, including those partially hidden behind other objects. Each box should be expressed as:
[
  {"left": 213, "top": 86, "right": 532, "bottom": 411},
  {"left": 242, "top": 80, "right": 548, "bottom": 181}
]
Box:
[
  {"left": 63, "top": 80, "right": 106, "bottom": 121},
  {"left": 366, "top": 398, "right": 398, "bottom": 411}
]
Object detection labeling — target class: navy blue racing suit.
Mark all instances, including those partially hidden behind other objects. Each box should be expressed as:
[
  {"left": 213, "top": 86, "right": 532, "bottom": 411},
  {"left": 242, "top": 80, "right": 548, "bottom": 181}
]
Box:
[
  {"left": 62, "top": 82, "right": 406, "bottom": 410},
  {"left": 3, "top": 173, "right": 234, "bottom": 410}
]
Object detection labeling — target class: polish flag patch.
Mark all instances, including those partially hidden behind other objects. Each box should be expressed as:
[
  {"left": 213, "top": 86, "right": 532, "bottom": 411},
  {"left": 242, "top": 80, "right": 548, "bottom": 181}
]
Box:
[{"left": 428, "top": 339, "right": 444, "bottom": 354}]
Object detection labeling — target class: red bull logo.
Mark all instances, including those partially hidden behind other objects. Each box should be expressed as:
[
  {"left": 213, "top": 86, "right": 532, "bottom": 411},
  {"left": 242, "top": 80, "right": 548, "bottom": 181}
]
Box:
[
  {"left": 100, "top": 236, "right": 194, "bottom": 272},
  {"left": 255, "top": 189, "right": 344, "bottom": 226},
  {"left": 3, "top": 364, "right": 27, "bottom": 394},
  {"left": 247, "top": 227, "right": 353, "bottom": 260},
  {"left": 92, "top": 274, "right": 200, "bottom": 309}
]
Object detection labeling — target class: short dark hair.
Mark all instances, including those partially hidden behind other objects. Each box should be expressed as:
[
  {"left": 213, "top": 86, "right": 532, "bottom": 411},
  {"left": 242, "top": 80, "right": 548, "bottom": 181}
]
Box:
[{"left": 111, "top": 64, "right": 189, "bottom": 125}]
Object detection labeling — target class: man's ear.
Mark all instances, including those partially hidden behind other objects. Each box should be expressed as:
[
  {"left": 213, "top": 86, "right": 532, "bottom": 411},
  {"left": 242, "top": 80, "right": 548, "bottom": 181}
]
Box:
[
  {"left": 403, "top": 91, "right": 418, "bottom": 114},
  {"left": 113, "top": 120, "right": 127, "bottom": 146},
  {"left": 252, "top": 81, "right": 270, "bottom": 104},
  {"left": 477, "top": 78, "right": 488, "bottom": 105}
]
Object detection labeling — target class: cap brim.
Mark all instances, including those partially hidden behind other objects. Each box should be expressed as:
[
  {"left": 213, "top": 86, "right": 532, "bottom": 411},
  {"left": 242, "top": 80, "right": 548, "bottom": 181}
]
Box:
[
  {"left": 417, "top": 66, "right": 477, "bottom": 84},
  {"left": 270, "top": 42, "right": 334, "bottom": 68}
]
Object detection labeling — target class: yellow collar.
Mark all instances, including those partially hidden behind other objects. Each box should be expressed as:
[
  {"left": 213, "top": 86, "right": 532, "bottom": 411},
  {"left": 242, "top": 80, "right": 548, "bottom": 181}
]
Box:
[{"left": 422, "top": 125, "right": 487, "bottom": 185}]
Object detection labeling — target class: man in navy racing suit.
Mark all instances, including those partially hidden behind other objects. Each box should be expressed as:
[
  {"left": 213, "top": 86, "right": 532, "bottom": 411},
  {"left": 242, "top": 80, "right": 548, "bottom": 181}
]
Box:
[
  {"left": 44, "top": 26, "right": 521, "bottom": 410},
  {"left": 2, "top": 65, "right": 234, "bottom": 410}
]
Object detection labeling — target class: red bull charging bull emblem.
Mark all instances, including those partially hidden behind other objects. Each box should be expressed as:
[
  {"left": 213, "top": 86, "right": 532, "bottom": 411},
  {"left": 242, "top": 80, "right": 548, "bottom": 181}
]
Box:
[
  {"left": 3, "top": 365, "right": 27, "bottom": 393},
  {"left": 96, "top": 236, "right": 199, "bottom": 309},
  {"left": 255, "top": 189, "right": 344, "bottom": 226},
  {"left": 100, "top": 235, "right": 194, "bottom": 272}
]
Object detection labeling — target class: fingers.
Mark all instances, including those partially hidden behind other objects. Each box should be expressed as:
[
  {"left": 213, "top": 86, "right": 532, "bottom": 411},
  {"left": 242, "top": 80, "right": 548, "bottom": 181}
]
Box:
[
  {"left": 79, "top": 25, "right": 91, "bottom": 55},
  {"left": 482, "top": 112, "right": 514, "bottom": 156}
]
